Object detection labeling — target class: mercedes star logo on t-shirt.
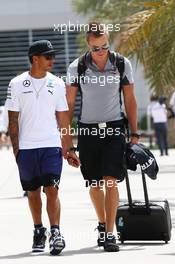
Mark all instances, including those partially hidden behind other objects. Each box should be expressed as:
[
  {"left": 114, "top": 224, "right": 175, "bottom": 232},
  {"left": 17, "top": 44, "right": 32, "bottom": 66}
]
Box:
[{"left": 23, "top": 80, "right": 31, "bottom": 87}]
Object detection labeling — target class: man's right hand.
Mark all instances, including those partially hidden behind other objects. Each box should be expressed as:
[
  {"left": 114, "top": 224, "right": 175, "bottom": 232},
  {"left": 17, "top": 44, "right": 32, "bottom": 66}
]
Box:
[
  {"left": 67, "top": 151, "right": 80, "bottom": 168},
  {"left": 14, "top": 148, "right": 19, "bottom": 159}
]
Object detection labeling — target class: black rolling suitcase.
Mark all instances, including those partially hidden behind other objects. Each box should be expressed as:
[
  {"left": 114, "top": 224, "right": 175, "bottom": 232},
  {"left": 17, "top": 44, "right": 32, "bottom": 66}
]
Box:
[{"left": 116, "top": 170, "right": 172, "bottom": 244}]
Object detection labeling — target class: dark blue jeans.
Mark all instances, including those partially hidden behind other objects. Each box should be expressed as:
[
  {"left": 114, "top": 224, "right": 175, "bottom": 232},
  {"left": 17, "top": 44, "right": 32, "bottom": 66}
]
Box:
[{"left": 154, "top": 122, "right": 168, "bottom": 155}]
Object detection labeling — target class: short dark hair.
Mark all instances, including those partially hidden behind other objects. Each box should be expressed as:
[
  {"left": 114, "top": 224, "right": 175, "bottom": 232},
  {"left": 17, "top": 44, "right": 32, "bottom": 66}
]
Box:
[
  {"left": 150, "top": 94, "right": 158, "bottom": 101},
  {"left": 86, "top": 22, "right": 108, "bottom": 42},
  {"left": 29, "top": 56, "right": 33, "bottom": 64}
]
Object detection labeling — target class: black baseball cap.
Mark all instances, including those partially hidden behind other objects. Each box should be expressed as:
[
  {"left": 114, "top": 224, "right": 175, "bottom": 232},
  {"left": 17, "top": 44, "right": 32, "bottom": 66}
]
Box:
[
  {"left": 126, "top": 143, "right": 159, "bottom": 180},
  {"left": 28, "top": 40, "right": 56, "bottom": 57}
]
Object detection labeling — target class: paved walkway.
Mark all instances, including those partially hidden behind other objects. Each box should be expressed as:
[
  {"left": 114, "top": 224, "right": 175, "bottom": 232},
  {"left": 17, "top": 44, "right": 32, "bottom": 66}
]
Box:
[{"left": 0, "top": 147, "right": 175, "bottom": 264}]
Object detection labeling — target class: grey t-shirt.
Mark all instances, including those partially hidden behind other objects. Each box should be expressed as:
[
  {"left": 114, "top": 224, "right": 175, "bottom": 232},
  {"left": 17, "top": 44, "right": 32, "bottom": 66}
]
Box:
[{"left": 66, "top": 52, "right": 134, "bottom": 123}]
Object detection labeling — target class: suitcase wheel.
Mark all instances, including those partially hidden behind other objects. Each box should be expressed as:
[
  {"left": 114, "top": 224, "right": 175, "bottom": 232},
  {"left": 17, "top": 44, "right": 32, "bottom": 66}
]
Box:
[{"left": 163, "top": 233, "right": 169, "bottom": 244}]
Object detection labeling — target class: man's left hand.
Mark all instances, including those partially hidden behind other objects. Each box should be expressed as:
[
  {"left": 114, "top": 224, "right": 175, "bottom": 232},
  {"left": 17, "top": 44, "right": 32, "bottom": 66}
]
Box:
[{"left": 130, "top": 136, "right": 139, "bottom": 145}]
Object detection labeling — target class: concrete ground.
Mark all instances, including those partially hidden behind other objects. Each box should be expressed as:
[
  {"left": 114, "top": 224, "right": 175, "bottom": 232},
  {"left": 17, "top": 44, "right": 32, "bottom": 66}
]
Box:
[{"left": 0, "top": 146, "right": 175, "bottom": 264}]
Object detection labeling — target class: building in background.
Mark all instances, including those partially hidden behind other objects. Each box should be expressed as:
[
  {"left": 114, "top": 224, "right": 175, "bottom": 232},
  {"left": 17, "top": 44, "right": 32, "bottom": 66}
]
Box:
[{"left": 0, "top": 0, "right": 150, "bottom": 121}]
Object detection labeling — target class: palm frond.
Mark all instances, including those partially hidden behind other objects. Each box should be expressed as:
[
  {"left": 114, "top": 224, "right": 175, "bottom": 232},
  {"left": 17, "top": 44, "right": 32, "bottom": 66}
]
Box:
[
  {"left": 73, "top": 0, "right": 175, "bottom": 94},
  {"left": 117, "top": 0, "right": 175, "bottom": 94}
]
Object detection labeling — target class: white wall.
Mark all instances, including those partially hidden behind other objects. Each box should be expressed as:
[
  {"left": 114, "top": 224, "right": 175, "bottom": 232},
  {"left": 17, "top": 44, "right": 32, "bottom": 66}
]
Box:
[
  {"left": 132, "top": 58, "right": 150, "bottom": 120},
  {"left": 0, "top": 0, "right": 85, "bottom": 30}
]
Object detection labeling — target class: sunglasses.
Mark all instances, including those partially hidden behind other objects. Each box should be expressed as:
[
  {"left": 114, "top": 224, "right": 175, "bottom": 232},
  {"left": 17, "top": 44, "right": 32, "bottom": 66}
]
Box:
[
  {"left": 90, "top": 44, "right": 109, "bottom": 52},
  {"left": 43, "top": 54, "right": 55, "bottom": 60}
]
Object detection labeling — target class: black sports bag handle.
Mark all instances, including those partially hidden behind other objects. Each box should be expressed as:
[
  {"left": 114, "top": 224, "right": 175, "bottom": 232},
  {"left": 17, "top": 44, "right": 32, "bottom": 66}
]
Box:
[{"left": 125, "top": 169, "right": 150, "bottom": 212}]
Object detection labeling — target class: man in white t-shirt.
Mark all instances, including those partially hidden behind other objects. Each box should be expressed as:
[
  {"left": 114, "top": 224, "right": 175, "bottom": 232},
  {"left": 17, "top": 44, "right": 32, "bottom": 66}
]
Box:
[
  {"left": 147, "top": 95, "right": 168, "bottom": 156},
  {"left": 7, "top": 40, "right": 80, "bottom": 255},
  {"left": 0, "top": 102, "right": 9, "bottom": 144},
  {"left": 169, "top": 91, "right": 175, "bottom": 117},
  {"left": 0, "top": 105, "right": 7, "bottom": 142}
]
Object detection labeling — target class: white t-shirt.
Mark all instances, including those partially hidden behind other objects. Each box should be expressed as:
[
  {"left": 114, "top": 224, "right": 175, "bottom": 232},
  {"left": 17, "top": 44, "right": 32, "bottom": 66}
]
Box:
[
  {"left": 7, "top": 71, "right": 68, "bottom": 149},
  {"left": 169, "top": 91, "right": 175, "bottom": 113},
  {"left": 0, "top": 106, "right": 5, "bottom": 132},
  {"left": 0, "top": 102, "right": 8, "bottom": 133},
  {"left": 147, "top": 101, "right": 167, "bottom": 123}
]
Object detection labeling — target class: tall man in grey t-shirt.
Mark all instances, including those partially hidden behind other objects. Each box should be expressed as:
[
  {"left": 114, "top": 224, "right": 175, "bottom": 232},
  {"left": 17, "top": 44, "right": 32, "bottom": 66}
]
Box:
[{"left": 66, "top": 22, "right": 139, "bottom": 252}]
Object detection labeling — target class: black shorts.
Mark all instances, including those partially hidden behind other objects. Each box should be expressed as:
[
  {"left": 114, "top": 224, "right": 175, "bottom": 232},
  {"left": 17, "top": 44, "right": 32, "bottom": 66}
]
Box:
[
  {"left": 16, "top": 147, "right": 62, "bottom": 191},
  {"left": 78, "top": 120, "right": 127, "bottom": 186}
]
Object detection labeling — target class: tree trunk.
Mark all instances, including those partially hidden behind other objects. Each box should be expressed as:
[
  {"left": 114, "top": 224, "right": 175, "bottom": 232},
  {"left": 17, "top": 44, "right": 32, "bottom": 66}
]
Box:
[{"left": 167, "top": 119, "right": 175, "bottom": 148}]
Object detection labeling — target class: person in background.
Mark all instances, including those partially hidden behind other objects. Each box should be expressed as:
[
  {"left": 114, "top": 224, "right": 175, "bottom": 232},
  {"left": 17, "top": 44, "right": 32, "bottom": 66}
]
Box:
[
  {"left": 169, "top": 91, "right": 175, "bottom": 117},
  {"left": 0, "top": 102, "right": 9, "bottom": 145},
  {"left": 147, "top": 95, "right": 169, "bottom": 156}
]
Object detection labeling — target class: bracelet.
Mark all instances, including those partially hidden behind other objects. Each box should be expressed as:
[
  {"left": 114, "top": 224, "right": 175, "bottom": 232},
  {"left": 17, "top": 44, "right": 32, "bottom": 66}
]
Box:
[
  {"left": 130, "top": 132, "right": 140, "bottom": 139},
  {"left": 67, "top": 147, "right": 77, "bottom": 152}
]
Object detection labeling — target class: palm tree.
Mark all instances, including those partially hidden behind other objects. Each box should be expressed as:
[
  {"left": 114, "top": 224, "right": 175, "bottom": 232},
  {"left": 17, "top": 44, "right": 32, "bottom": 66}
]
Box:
[
  {"left": 73, "top": 0, "right": 148, "bottom": 52},
  {"left": 118, "top": 0, "right": 175, "bottom": 95},
  {"left": 73, "top": 0, "right": 175, "bottom": 95}
]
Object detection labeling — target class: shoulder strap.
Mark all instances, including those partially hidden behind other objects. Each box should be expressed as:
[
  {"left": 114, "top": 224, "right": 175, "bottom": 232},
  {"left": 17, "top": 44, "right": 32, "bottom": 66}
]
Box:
[
  {"left": 109, "top": 51, "right": 125, "bottom": 116},
  {"left": 109, "top": 51, "right": 125, "bottom": 78},
  {"left": 77, "top": 53, "right": 88, "bottom": 121},
  {"left": 77, "top": 52, "right": 88, "bottom": 91}
]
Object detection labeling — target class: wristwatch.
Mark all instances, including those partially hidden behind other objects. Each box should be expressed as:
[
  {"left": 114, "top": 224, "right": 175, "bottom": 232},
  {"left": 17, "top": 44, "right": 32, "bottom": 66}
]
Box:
[{"left": 130, "top": 132, "right": 140, "bottom": 139}]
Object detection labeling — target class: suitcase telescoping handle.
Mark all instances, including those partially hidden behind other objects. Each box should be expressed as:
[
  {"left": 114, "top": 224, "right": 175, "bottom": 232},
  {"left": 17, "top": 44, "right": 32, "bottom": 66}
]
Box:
[
  {"left": 125, "top": 170, "right": 150, "bottom": 211},
  {"left": 124, "top": 118, "right": 150, "bottom": 211},
  {"left": 141, "top": 170, "right": 149, "bottom": 209}
]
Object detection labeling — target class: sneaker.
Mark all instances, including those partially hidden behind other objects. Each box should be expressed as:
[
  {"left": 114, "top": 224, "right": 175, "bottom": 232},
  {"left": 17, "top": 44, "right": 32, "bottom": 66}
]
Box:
[
  {"left": 49, "top": 228, "right": 65, "bottom": 255},
  {"left": 95, "top": 223, "right": 106, "bottom": 247},
  {"left": 32, "top": 227, "right": 47, "bottom": 252},
  {"left": 103, "top": 233, "right": 120, "bottom": 252}
]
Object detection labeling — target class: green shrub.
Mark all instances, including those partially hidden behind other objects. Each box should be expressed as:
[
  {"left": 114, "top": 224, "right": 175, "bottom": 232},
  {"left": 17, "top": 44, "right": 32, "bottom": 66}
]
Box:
[{"left": 138, "top": 115, "right": 147, "bottom": 130}]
